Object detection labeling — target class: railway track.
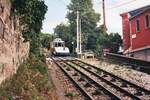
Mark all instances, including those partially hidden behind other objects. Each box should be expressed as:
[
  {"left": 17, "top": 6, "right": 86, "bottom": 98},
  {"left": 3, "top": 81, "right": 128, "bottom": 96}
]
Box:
[
  {"left": 52, "top": 57, "right": 121, "bottom": 100},
  {"left": 58, "top": 57, "right": 150, "bottom": 100},
  {"left": 105, "top": 53, "right": 150, "bottom": 74}
]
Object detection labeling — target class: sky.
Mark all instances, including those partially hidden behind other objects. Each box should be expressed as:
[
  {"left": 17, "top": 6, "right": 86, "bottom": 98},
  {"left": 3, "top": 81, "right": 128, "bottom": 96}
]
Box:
[{"left": 42, "top": 0, "right": 150, "bottom": 35}]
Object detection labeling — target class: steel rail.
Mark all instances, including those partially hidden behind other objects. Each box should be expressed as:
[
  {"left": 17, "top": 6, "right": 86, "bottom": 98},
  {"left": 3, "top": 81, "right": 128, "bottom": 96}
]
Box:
[
  {"left": 51, "top": 57, "right": 94, "bottom": 100},
  {"left": 62, "top": 59, "right": 142, "bottom": 100},
  {"left": 69, "top": 60, "right": 143, "bottom": 100},
  {"left": 75, "top": 59, "right": 150, "bottom": 94},
  {"left": 72, "top": 59, "right": 150, "bottom": 99},
  {"left": 59, "top": 58, "right": 122, "bottom": 100}
]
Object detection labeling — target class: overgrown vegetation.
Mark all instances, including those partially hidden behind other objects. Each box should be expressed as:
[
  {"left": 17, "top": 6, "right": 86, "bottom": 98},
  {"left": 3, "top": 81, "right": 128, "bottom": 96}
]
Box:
[
  {"left": 0, "top": 1, "right": 53, "bottom": 99},
  {"left": 40, "top": 33, "right": 55, "bottom": 50},
  {"left": 65, "top": 92, "right": 76, "bottom": 97},
  {"left": 11, "top": 0, "right": 48, "bottom": 54},
  {"left": 54, "top": 0, "right": 122, "bottom": 57},
  {"left": 0, "top": 55, "right": 52, "bottom": 99}
]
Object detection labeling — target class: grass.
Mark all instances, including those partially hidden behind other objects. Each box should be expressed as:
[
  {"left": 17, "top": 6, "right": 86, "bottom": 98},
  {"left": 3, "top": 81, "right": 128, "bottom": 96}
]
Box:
[
  {"left": 65, "top": 92, "right": 76, "bottom": 97},
  {"left": 0, "top": 54, "right": 53, "bottom": 100}
]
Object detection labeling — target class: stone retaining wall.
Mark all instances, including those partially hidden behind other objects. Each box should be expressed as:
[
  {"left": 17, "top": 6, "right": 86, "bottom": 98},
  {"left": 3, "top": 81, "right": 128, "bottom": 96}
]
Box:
[{"left": 0, "top": 0, "right": 29, "bottom": 84}]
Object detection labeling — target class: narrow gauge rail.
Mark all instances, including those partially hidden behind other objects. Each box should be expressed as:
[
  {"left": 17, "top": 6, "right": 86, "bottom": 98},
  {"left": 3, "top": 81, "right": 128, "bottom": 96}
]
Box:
[
  {"left": 52, "top": 57, "right": 93, "bottom": 100},
  {"left": 62, "top": 58, "right": 150, "bottom": 100},
  {"left": 52, "top": 57, "right": 122, "bottom": 100}
]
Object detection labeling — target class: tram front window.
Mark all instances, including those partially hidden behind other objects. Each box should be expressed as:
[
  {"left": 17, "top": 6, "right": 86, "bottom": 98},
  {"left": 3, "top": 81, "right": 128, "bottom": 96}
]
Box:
[
  {"left": 58, "top": 43, "right": 62, "bottom": 47},
  {"left": 54, "top": 42, "right": 64, "bottom": 47}
]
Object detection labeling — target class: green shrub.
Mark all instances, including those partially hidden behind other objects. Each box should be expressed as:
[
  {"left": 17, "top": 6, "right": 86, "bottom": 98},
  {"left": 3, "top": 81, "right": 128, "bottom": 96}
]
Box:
[
  {"left": 65, "top": 92, "right": 76, "bottom": 97},
  {"left": 0, "top": 54, "right": 52, "bottom": 99}
]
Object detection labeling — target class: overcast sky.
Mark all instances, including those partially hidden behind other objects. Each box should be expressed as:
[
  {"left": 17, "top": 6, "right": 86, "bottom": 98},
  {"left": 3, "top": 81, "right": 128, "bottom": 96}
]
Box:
[{"left": 42, "top": 0, "right": 150, "bottom": 35}]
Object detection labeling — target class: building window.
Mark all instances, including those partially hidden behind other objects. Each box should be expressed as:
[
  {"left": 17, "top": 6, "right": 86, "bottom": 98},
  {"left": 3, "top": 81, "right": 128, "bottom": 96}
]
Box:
[
  {"left": 136, "top": 19, "right": 140, "bottom": 32},
  {"left": 145, "top": 14, "right": 150, "bottom": 28}
]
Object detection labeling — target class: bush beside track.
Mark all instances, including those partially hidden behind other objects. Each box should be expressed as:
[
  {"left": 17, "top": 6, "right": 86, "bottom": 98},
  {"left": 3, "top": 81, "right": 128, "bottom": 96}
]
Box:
[{"left": 0, "top": 54, "right": 53, "bottom": 100}]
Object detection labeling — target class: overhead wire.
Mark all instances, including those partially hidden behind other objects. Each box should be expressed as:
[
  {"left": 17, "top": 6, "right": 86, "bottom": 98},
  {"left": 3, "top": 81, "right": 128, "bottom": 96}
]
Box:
[
  {"left": 107, "top": 0, "right": 137, "bottom": 10},
  {"left": 55, "top": 0, "right": 137, "bottom": 10}
]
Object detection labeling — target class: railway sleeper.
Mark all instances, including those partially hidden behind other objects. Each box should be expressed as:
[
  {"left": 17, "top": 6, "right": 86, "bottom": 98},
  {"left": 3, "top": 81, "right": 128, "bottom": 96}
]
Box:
[
  {"left": 110, "top": 77, "right": 116, "bottom": 82},
  {"left": 92, "top": 90, "right": 101, "bottom": 96},
  {"left": 72, "top": 72, "right": 78, "bottom": 76},
  {"left": 84, "top": 82, "right": 92, "bottom": 88},
  {"left": 61, "top": 58, "right": 150, "bottom": 99},
  {"left": 120, "top": 82, "right": 128, "bottom": 87},
  {"left": 75, "top": 60, "right": 150, "bottom": 93},
  {"left": 52, "top": 60, "right": 94, "bottom": 100},
  {"left": 78, "top": 77, "right": 85, "bottom": 82},
  {"left": 70, "top": 60, "right": 142, "bottom": 100},
  {"left": 60, "top": 60, "right": 122, "bottom": 99},
  {"left": 66, "top": 67, "right": 71, "bottom": 71}
]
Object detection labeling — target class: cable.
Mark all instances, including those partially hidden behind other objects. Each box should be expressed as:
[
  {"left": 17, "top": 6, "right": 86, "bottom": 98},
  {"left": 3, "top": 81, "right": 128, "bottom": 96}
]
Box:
[{"left": 108, "top": 0, "right": 136, "bottom": 9}]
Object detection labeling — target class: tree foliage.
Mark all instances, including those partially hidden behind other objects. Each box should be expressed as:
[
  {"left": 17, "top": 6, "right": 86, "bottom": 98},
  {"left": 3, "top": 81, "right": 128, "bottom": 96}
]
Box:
[
  {"left": 55, "top": 0, "right": 101, "bottom": 52},
  {"left": 40, "top": 33, "right": 54, "bottom": 50},
  {"left": 54, "top": 0, "right": 122, "bottom": 56},
  {"left": 54, "top": 24, "right": 74, "bottom": 52},
  {"left": 67, "top": 0, "right": 100, "bottom": 33},
  {"left": 11, "top": 0, "right": 48, "bottom": 54},
  {"left": 67, "top": 0, "right": 100, "bottom": 48},
  {"left": 108, "top": 33, "right": 122, "bottom": 53}
]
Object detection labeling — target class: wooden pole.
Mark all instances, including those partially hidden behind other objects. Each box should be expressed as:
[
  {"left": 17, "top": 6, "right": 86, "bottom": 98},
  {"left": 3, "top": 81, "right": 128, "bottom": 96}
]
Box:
[{"left": 102, "top": 0, "right": 107, "bottom": 30}]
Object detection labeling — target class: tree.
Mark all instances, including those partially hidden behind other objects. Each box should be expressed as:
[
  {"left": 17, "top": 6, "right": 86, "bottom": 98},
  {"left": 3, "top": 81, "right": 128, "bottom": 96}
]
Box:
[
  {"left": 108, "top": 33, "right": 122, "bottom": 53},
  {"left": 40, "top": 33, "right": 54, "bottom": 50},
  {"left": 54, "top": 0, "right": 122, "bottom": 57},
  {"left": 54, "top": 0, "right": 101, "bottom": 52},
  {"left": 67, "top": 0, "right": 100, "bottom": 44},
  {"left": 67, "top": 0, "right": 99, "bottom": 31},
  {"left": 11, "top": 0, "right": 48, "bottom": 54},
  {"left": 54, "top": 24, "right": 74, "bottom": 53}
]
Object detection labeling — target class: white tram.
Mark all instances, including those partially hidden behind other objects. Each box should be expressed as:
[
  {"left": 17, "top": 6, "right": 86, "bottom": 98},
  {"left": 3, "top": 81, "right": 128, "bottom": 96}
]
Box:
[{"left": 51, "top": 38, "right": 70, "bottom": 56}]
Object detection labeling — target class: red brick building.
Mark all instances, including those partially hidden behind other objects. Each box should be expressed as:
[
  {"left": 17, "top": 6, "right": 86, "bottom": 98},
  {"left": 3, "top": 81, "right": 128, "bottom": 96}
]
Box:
[{"left": 120, "top": 5, "right": 150, "bottom": 61}]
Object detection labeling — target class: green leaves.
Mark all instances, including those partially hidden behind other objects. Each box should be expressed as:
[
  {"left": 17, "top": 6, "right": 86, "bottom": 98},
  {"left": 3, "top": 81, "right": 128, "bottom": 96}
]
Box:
[
  {"left": 67, "top": 0, "right": 100, "bottom": 34},
  {"left": 108, "top": 33, "right": 123, "bottom": 53},
  {"left": 0, "top": 55, "right": 52, "bottom": 99},
  {"left": 54, "top": 0, "right": 122, "bottom": 56},
  {"left": 54, "top": 24, "right": 74, "bottom": 53},
  {"left": 11, "top": 0, "right": 48, "bottom": 54},
  {"left": 54, "top": 0, "right": 101, "bottom": 54},
  {"left": 40, "top": 33, "right": 54, "bottom": 50}
]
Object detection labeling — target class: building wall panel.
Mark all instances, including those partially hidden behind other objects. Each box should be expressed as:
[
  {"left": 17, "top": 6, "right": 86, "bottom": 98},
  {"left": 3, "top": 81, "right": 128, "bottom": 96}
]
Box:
[
  {"left": 133, "top": 49, "right": 150, "bottom": 61},
  {"left": 130, "top": 10, "right": 150, "bottom": 50},
  {"left": 121, "top": 13, "right": 131, "bottom": 51}
]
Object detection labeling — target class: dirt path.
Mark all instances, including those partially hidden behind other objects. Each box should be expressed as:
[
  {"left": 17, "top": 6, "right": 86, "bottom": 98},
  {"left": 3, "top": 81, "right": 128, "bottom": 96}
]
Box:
[{"left": 47, "top": 60, "right": 69, "bottom": 100}]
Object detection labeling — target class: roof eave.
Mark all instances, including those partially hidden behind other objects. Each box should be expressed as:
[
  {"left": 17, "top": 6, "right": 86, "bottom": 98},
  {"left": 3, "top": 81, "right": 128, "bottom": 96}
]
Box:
[{"left": 129, "top": 8, "right": 150, "bottom": 20}]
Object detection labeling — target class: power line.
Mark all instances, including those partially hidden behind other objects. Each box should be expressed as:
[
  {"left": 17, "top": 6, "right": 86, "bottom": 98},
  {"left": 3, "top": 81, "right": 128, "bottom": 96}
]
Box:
[{"left": 108, "top": 0, "right": 136, "bottom": 9}]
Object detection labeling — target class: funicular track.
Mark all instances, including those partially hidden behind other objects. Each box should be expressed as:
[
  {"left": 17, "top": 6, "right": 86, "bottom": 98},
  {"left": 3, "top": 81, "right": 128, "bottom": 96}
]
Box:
[
  {"left": 52, "top": 57, "right": 121, "bottom": 100},
  {"left": 59, "top": 57, "right": 150, "bottom": 100}
]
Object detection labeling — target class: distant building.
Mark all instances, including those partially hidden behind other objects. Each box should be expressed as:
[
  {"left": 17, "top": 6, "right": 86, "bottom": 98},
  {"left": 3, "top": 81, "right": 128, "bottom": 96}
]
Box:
[{"left": 120, "top": 5, "right": 150, "bottom": 61}]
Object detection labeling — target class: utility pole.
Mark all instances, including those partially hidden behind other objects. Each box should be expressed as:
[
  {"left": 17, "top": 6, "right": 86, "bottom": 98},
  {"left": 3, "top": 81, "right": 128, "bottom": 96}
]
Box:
[
  {"left": 76, "top": 11, "right": 79, "bottom": 54},
  {"left": 79, "top": 18, "right": 82, "bottom": 54},
  {"left": 76, "top": 11, "right": 82, "bottom": 55},
  {"left": 102, "top": 0, "right": 107, "bottom": 31}
]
